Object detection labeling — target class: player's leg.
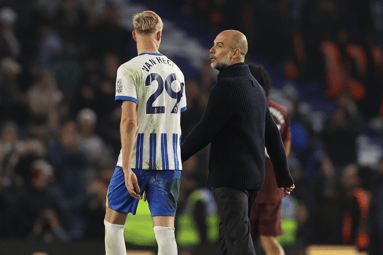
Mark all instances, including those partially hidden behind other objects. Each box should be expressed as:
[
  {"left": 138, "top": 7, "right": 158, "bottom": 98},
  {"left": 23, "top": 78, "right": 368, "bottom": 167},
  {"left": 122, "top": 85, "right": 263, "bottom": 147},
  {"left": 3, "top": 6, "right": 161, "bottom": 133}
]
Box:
[
  {"left": 105, "top": 167, "right": 149, "bottom": 255},
  {"left": 104, "top": 208, "right": 128, "bottom": 255},
  {"left": 146, "top": 170, "right": 181, "bottom": 255},
  {"left": 259, "top": 235, "right": 284, "bottom": 255},
  {"left": 153, "top": 216, "right": 177, "bottom": 255},
  {"left": 255, "top": 203, "right": 285, "bottom": 255}
]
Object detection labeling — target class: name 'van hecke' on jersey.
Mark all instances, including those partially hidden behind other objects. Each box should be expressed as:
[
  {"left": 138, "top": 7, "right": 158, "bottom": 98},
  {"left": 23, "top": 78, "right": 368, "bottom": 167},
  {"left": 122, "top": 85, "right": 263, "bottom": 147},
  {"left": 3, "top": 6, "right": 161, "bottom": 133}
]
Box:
[{"left": 141, "top": 57, "right": 175, "bottom": 72}]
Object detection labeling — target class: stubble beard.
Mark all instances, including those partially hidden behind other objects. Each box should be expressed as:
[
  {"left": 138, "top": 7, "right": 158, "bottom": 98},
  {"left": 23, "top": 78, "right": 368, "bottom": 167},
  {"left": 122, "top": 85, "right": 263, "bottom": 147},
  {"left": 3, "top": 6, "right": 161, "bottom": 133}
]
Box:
[{"left": 211, "top": 50, "right": 232, "bottom": 70}]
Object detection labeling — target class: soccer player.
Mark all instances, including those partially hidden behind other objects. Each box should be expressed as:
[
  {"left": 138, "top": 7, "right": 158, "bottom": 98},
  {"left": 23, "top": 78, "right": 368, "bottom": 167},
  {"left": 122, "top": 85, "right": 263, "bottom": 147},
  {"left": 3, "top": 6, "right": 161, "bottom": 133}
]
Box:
[
  {"left": 248, "top": 63, "right": 291, "bottom": 255},
  {"left": 104, "top": 11, "right": 186, "bottom": 255}
]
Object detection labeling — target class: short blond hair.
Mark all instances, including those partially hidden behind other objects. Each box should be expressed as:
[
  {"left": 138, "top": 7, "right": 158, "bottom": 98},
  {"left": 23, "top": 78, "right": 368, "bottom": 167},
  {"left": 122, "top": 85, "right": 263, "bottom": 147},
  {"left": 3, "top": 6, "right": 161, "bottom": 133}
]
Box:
[{"left": 133, "top": 11, "right": 162, "bottom": 35}]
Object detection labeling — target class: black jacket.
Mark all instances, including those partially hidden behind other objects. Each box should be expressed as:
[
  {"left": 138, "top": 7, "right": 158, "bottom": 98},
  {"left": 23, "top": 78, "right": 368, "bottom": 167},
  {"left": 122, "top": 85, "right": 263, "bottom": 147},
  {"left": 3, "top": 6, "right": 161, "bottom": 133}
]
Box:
[{"left": 181, "top": 63, "right": 293, "bottom": 190}]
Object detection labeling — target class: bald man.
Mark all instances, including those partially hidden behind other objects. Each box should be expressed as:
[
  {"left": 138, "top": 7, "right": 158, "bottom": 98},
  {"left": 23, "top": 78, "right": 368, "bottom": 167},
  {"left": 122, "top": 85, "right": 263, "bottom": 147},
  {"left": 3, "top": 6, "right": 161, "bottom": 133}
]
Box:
[{"left": 181, "top": 30, "right": 295, "bottom": 255}]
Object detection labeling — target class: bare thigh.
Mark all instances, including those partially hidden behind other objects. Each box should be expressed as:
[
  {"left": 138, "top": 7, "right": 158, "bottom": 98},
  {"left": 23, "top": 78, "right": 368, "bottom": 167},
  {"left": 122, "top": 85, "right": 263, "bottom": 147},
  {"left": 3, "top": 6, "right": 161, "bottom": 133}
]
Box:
[{"left": 105, "top": 207, "right": 128, "bottom": 225}]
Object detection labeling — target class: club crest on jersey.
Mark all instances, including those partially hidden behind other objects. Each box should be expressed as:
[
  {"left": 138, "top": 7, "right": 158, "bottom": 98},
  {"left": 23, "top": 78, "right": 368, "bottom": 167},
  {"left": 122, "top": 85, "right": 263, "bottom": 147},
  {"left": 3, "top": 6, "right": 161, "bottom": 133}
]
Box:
[{"left": 116, "top": 78, "right": 123, "bottom": 93}]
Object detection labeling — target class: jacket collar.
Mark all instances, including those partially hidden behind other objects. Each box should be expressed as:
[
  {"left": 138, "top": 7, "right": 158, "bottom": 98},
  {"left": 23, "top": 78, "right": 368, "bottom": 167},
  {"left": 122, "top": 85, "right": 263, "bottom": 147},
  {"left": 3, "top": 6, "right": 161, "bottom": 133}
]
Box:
[{"left": 217, "top": 63, "right": 251, "bottom": 80}]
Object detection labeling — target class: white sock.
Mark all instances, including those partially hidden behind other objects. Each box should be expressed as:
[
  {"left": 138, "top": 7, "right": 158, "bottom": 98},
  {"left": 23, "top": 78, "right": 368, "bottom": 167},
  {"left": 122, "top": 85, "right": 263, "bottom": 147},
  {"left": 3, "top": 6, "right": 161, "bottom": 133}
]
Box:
[
  {"left": 153, "top": 226, "right": 178, "bottom": 255},
  {"left": 104, "top": 219, "right": 126, "bottom": 255}
]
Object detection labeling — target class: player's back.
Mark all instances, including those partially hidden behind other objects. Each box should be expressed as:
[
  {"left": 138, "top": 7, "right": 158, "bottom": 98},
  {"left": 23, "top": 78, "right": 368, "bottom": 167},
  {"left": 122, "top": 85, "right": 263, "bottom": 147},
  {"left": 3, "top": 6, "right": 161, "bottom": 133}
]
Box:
[{"left": 115, "top": 53, "right": 187, "bottom": 171}]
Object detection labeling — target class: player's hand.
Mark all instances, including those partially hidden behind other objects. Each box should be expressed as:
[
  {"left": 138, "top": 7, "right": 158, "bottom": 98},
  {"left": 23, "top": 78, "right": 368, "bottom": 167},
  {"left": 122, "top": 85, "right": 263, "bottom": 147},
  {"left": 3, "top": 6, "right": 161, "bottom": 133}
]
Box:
[
  {"left": 280, "top": 184, "right": 295, "bottom": 197},
  {"left": 124, "top": 169, "right": 142, "bottom": 199}
]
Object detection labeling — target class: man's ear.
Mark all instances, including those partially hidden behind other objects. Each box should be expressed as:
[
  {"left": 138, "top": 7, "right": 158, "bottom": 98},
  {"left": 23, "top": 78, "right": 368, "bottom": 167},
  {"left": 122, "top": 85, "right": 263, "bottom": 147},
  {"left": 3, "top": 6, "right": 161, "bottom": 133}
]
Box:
[
  {"left": 232, "top": 48, "right": 240, "bottom": 59},
  {"left": 157, "top": 31, "right": 161, "bottom": 41},
  {"left": 132, "top": 30, "right": 137, "bottom": 41}
]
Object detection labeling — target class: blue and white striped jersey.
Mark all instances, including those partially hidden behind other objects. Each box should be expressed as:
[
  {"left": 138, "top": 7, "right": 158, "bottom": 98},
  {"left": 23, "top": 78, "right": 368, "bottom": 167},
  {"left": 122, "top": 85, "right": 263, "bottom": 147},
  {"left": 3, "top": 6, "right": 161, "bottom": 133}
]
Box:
[{"left": 115, "top": 53, "right": 186, "bottom": 170}]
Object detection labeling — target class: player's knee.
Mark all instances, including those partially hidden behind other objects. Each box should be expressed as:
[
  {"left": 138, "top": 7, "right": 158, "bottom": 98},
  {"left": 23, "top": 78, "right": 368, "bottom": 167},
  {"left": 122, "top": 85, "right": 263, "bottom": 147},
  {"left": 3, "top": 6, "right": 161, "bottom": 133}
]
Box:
[{"left": 154, "top": 226, "right": 177, "bottom": 255}]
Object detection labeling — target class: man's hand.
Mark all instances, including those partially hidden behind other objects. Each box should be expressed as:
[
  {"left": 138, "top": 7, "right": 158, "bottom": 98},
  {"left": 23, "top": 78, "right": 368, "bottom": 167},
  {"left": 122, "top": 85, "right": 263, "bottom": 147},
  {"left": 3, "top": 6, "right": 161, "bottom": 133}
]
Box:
[
  {"left": 124, "top": 169, "right": 142, "bottom": 199},
  {"left": 280, "top": 184, "right": 295, "bottom": 197}
]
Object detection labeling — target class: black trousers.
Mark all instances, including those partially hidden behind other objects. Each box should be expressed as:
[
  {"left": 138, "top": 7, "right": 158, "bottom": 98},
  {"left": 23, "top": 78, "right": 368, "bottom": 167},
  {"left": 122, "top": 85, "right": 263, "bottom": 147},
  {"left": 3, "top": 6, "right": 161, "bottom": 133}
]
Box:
[{"left": 212, "top": 187, "right": 259, "bottom": 255}]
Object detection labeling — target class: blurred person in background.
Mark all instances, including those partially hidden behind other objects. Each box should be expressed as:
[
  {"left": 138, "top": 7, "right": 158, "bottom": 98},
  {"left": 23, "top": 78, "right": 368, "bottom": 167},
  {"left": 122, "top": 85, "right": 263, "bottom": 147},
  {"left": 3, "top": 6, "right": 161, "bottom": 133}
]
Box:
[
  {"left": 0, "top": 57, "right": 29, "bottom": 125},
  {"left": 70, "top": 58, "right": 101, "bottom": 115},
  {"left": 76, "top": 107, "right": 110, "bottom": 185},
  {"left": 85, "top": 3, "right": 130, "bottom": 61},
  {"left": 36, "top": 21, "right": 64, "bottom": 71},
  {"left": 341, "top": 164, "right": 372, "bottom": 252},
  {"left": 247, "top": 62, "right": 291, "bottom": 255},
  {"left": 312, "top": 154, "right": 345, "bottom": 245},
  {"left": 13, "top": 159, "right": 70, "bottom": 240},
  {"left": 47, "top": 119, "right": 88, "bottom": 239},
  {"left": 95, "top": 53, "right": 120, "bottom": 122},
  {"left": 26, "top": 70, "right": 63, "bottom": 141},
  {"left": 81, "top": 165, "right": 114, "bottom": 240},
  {"left": 47, "top": 120, "right": 88, "bottom": 209},
  {"left": 321, "top": 93, "right": 363, "bottom": 176},
  {"left": 181, "top": 79, "right": 205, "bottom": 138},
  {"left": 28, "top": 208, "right": 71, "bottom": 243},
  {"left": 54, "top": 0, "right": 87, "bottom": 46},
  {"left": 0, "top": 121, "right": 46, "bottom": 190},
  {"left": 176, "top": 155, "right": 219, "bottom": 255},
  {"left": 0, "top": 7, "right": 21, "bottom": 59}
]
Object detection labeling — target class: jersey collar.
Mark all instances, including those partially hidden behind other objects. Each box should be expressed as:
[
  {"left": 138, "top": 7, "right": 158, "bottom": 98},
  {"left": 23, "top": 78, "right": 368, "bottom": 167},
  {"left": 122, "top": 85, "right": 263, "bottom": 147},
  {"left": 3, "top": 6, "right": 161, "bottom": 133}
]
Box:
[{"left": 139, "top": 52, "right": 163, "bottom": 56}]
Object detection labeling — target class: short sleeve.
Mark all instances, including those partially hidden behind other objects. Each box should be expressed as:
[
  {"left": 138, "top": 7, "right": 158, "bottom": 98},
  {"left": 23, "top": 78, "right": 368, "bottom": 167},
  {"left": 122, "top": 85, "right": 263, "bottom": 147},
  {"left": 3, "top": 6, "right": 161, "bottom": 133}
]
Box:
[
  {"left": 115, "top": 65, "right": 138, "bottom": 105},
  {"left": 179, "top": 74, "right": 187, "bottom": 112}
]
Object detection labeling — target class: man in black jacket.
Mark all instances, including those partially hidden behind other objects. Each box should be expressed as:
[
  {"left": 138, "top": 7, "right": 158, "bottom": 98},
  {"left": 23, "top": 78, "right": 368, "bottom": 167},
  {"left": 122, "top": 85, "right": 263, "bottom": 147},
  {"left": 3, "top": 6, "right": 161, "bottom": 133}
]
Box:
[{"left": 181, "top": 30, "right": 295, "bottom": 255}]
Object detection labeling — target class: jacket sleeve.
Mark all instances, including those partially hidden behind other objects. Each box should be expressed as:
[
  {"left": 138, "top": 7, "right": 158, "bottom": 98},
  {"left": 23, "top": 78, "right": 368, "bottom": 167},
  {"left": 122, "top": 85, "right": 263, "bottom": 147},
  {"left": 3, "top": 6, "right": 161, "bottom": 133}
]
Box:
[
  {"left": 181, "top": 81, "right": 233, "bottom": 162},
  {"left": 265, "top": 105, "right": 294, "bottom": 187}
]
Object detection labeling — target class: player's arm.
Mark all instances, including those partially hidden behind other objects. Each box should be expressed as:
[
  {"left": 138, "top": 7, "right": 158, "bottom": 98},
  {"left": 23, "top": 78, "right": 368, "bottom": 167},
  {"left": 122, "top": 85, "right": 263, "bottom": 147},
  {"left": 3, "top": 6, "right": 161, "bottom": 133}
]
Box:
[
  {"left": 265, "top": 105, "right": 294, "bottom": 191},
  {"left": 120, "top": 100, "right": 141, "bottom": 199},
  {"left": 283, "top": 126, "right": 291, "bottom": 157},
  {"left": 181, "top": 81, "right": 233, "bottom": 162}
]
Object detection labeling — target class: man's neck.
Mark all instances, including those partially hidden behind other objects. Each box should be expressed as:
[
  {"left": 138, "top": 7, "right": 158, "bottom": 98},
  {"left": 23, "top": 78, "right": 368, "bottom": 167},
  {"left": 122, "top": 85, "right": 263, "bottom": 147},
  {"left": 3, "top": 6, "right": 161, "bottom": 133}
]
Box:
[{"left": 136, "top": 41, "right": 160, "bottom": 55}]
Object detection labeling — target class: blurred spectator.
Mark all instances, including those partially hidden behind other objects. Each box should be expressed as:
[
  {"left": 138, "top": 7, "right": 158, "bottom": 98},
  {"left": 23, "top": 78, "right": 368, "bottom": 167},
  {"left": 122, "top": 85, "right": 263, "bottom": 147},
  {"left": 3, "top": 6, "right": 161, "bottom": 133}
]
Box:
[
  {"left": 84, "top": 3, "right": 130, "bottom": 60},
  {"left": 47, "top": 120, "right": 88, "bottom": 211},
  {"left": 0, "top": 160, "right": 13, "bottom": 238},
  {"left": 176, "top": 155, "right": 219, "bottom": 254},
  {"left": 0, "top": 57, "right": 29, "bottom": 125},
  {"left": 283, "top": 84, "right": 314, "bottom": 164},
  {"left": 13, "top": 159, "right": 70, "bottom": 239},
  {"left": 94, "top": 53, "right": 120, "bottom": 121},
  {"left": 288, "top": 157, "right": 313, "bottom": 207},
  {"left": 81, "top": 166, "right": 113, "bottom": 240},
  {"left": 28, "top": 208, "right": 71, "bottom": 243},
  {"left": 0, "top": 121, "right": 46, "bottom": 189},
  {"left": 26, "top": 70, "right": 63, "bottom": 141},
  {"left": 340, "top": 164, "right": 372, "bottom": 251},
  {"left": 0, "top": 7, "right": 21, "bottom": 58},
  {"left": 36, "top": 22, "right": 64, "bottom": 71},
  {"left": 54, "top": 0, "right": 87, "bottom": 44},
  {"left": 69, "top": 58, "right": 101, "bottom": 115},
  {"left": 312, "top": 154, "right": 345, "bottom": 245},
  {"left": 321, "top": 94, "right": 363, "bottom": 175},
  {"left": 181, "top": 79, "right": 205, "bottom": 138},
  {"left": 76, "top": 107, "right": 110, "bottom": 184}
]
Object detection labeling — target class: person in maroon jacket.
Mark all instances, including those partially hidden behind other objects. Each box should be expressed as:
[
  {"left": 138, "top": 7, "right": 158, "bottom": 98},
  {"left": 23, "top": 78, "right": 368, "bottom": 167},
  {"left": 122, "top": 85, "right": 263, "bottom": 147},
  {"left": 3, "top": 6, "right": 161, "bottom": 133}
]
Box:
[{"left": 248, "top": 62, "right": 291, "bottom": 255}]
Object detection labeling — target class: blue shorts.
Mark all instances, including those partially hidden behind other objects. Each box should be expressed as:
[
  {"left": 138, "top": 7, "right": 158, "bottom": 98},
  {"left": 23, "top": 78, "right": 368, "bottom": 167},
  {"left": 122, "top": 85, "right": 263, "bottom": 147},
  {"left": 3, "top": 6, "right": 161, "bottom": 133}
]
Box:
[{"left": 106, "top": 167, "right": 181, "bottom": 216}]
